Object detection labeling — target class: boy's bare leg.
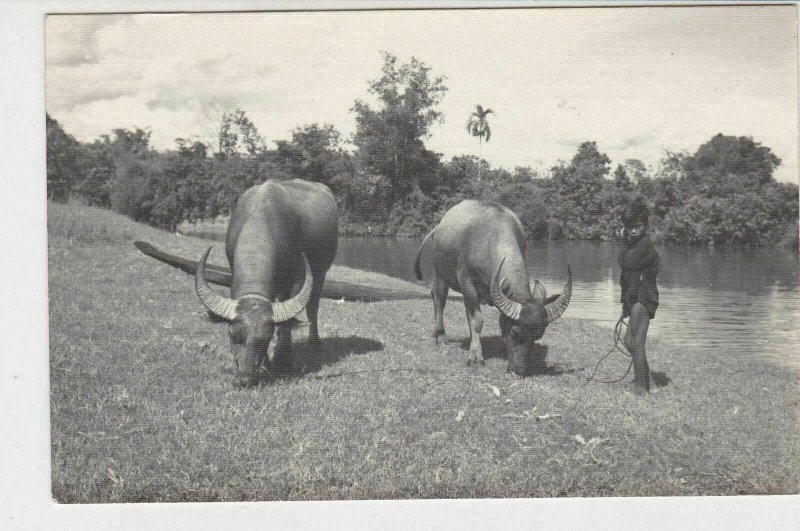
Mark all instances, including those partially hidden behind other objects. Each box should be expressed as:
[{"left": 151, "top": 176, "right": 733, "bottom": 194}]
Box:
[{"left": 627, "top": 302, "right": 651, "bottom": 394}]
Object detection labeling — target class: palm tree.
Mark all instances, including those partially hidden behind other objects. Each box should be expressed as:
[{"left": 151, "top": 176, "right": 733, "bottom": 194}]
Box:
[{"left": 467, "top": 105, "right": 493, "bottom": 181}]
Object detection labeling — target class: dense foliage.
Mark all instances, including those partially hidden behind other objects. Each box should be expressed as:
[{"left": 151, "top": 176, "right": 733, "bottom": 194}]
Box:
[{"left": 46, "top": 53, "right": 798, "bottom": 245}]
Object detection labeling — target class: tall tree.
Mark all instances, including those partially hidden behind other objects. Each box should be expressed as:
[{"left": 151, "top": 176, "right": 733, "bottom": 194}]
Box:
[
  {"left": 549, "top": 142, "right": 613, "bottom": 240},
  {"left": 623, "top": 159, "right": 649, "bottom": 183},
  {"left": 552, "top": 141, "right": 610, "bottom": 200},
  {"left": 681, "top": 133, "right": 781, "bottom": 194},
  {"left": 46, "top": 114, "right": 84, "bottom": 202},
  {"left": 466, "top": 105, "right": 493, "bottom": 181},
  {"left": 107, "top": 127, "right": 153, "bottom": 158},
  {"left": 613, "top": 164, "right": 631, "bottom": 190},
  {"left": 274, "top": 123, "right": 349, "bottom": 186},
  {"left": 218, "top": 109, "right": 264, "bottom": 158},
  {"left": 351, "top": 52, "right": 448, "bottom": 198}
]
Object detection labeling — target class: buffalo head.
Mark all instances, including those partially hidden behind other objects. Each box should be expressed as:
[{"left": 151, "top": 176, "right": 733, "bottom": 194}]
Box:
[
  {"left": 490, "top": 260, "right": 572, "bottom": 374},
  {"left": 194, "top": 247, "right": 313, "bottom": 386}
]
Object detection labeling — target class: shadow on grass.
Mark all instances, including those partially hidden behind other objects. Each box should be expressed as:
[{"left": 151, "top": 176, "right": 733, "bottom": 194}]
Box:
[
  {"left": 306, "top": 335, "right": 385, "bottom": 373},
  {"left": 651, "top": 371, "right": 671, "bottom": 388},
  {"left": 458, "top": 336, "right": 576, "bottom": 377},
  {"left": 250, "top": 335, "right": 385, "bottom": 384},
  {"left": 219, "top": 335, "right": 384, "bottom": 385}
]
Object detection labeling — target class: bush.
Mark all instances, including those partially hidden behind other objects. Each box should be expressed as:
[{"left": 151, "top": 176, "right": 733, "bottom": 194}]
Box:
[
  {"left": 46, "top": 114, "right": 84, "bottom": 203},
  {"left": 386, "top": 186, "right": 439, "bottom": 237},
  {"left": 661, "top": 189, "right": 798, "bottom": 246},
  {"left": 110, "top": 149, "right": 230, "bottom": 231},
  {"left": 109, "top": 156, "right": 160, "bottom": 223},
  {"left": 491, "top": 179, "right": 550, "bottom": 240},
  {"left": 48, "top": 108, "right": 799, "bottom": 247}
]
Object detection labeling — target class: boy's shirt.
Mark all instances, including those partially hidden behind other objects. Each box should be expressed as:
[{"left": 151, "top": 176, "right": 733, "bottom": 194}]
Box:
[{"left": 618, "top": 236, "right": 660, "bottom": 319}]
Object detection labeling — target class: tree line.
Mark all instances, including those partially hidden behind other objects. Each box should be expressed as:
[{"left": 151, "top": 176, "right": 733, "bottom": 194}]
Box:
[{"left": 47, "top": 52, "right": 798, "bottom": 247}]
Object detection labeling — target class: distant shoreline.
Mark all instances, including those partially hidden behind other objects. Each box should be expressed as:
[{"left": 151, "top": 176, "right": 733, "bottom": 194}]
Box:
[{"left": 177, "top": 217, "right": 799, "bottom": 249}]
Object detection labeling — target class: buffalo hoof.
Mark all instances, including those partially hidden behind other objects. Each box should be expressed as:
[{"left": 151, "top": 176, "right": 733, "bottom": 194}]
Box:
[
  {"left": 624, "top": 382, "right": 649, "bottom": 396},
  {"left": 507, "top": 365, "right": 526, "bottom": 377},
  {"left": 237, "top": 371, "right": 261, "bottom": 387},
  {"left": 433, "top": 332, "right": 449, "bottom": 346},
  {"left": 465, "top": 356, "right": 486, "bottom": 367}
]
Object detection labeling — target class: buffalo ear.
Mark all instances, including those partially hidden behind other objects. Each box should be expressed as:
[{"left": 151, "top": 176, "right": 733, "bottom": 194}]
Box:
[
  {"left": 281, "top": 317, "right": 309, "bottom": 329},
  {"left": 532, "top": 280, "right": 547, "bottom": 304},
  {"left": 544, "top": 294, "right": 560, "bottom": 305},
  {"left": 206, "top": 310, "right": 229, "bottom": 323}
]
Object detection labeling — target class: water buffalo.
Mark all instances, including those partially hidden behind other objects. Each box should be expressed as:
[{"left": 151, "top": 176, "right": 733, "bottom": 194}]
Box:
[
  {"left": 414, "top": 200, "right": 571, "bottom": 375},
  {"left": 195, "top": 179, "right": 338, "bottom": 386}
]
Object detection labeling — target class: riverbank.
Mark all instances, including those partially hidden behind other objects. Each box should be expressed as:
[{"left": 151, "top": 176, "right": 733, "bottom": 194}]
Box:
[
  {"left": 49, "top": 203, "right": 800, "bottom": 501},
  {"left": 178, "top": 216, "right": 800, "bottom": 250}
]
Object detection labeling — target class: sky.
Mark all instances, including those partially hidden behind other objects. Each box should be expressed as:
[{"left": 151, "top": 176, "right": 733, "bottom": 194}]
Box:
[{"left": 45, "top": 6, "right": 798, "bottom": 182}]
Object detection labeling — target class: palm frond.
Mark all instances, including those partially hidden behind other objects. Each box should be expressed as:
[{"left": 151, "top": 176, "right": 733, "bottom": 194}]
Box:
[{"left": 467, "top": 104, "right": 494, "bottom": 140}]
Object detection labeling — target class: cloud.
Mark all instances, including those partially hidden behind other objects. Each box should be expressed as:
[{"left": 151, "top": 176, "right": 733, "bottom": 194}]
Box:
[
  {"left": 615, "top": 130, "right": 660, "bottom": 151},
  {"left": 46, "top": 58, "right": 145, "bottom": 112},
  {"left": 45, "top": 16, "right": 122, "bottom": 66},
  {"left": 145, "top": 89, "right": 193, "bottom": 112},
  {"left": 57, "top": 86, "right": 139, "bottom": 109},
  {"left": 184, "top": 55, "right": 233, "bottom": 77}
]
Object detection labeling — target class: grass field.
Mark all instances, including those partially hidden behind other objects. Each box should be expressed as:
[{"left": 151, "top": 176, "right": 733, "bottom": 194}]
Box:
[{"left": 48, "top": 203, "right": 800, "bottom": 502}]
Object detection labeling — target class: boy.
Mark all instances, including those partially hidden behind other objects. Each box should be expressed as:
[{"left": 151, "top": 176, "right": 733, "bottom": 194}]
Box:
[{"left": 618, "top": 198, "right": 659, "bottom": 395}]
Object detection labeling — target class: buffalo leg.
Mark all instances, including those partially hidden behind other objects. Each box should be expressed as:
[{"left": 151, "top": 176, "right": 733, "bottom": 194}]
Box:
[
  {"left": 459, "top": 280, "right": 485, "bottom": 366},
  {"left": 273, "top": 325, "right": 296, "bottom": 375},
  {"left": 464, "top": 303, "right": 485, "bottom": 366},
  {"left": 431, "top": 274, "right": 449, "bottom": 345},
  {"left": 306, "top": 273, "right": 326, "bottom": 346}
]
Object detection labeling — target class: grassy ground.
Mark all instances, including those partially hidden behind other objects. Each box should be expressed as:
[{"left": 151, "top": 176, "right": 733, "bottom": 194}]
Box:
[{"left": 49, "top": 203, "right": 800, "bottom": 502}]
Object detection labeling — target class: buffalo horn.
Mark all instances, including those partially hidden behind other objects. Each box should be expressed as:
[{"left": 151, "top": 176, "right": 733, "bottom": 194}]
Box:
[
  {"left": 490, "top": 258, "right": 522, "bottom": 321},
  {"left": 195, "top": 247, "right": 238, "bottom": 321},
  {"left": 272, "top": 254, "right": 314, "bottom": 323},
  {"left": 544, "top": 265, "right": 572, "bottom": 323}
]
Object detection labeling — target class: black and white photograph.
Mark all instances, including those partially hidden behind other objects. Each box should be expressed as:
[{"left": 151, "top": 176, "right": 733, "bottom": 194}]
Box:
[{"left": 4, "top": 0, "right": 800, "bottom": 526}]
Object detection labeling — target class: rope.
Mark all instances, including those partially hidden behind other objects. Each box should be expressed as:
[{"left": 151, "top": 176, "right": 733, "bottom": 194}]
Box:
[
  {"left": 302, "top": 367, "right": 452, "bottom": 381},
  {"left": 584, "top": 315, "right": 634, "bottom": 385}
]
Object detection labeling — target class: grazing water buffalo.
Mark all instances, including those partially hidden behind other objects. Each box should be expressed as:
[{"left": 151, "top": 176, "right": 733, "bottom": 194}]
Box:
[
  {"left": 195, "top": 179, "right": 338, "bottom": 386},
  {"left": 414, "top": 200, "right": 572, "bottom": 375}
]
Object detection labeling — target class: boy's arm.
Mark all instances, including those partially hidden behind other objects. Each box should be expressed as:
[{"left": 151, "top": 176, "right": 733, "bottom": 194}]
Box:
[{"left": 620, "top": 239, "right": 658, "bottom": 270}]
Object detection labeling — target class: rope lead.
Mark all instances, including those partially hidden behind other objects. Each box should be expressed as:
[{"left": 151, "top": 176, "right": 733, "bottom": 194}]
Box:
[{"left": 584, "top": 315, "right": 634, "bottom": 384}]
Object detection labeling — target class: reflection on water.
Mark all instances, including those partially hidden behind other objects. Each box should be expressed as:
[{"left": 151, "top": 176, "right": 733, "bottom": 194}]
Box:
[{"left": 336, "top": 238, "right": 800, "bottom": 368}]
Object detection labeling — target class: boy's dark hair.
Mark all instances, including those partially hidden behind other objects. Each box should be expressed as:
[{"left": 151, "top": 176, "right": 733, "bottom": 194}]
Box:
[{"left": 622, "top": 197, "right": 650, "bottom": 228}]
